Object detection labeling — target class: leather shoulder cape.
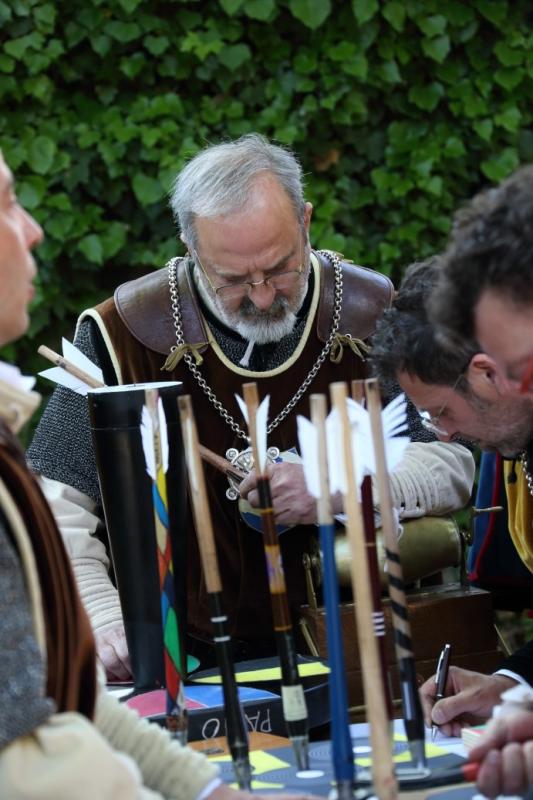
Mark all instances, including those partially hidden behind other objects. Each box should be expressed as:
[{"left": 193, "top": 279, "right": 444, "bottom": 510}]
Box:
[{"left": 111, "top": 251, "right": 393, "bottom": 355}]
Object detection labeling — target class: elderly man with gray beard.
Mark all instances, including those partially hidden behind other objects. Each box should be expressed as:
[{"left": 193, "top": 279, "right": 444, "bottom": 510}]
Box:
[{"left": 28, "top": 134, "right": 474, "bottom": 680}]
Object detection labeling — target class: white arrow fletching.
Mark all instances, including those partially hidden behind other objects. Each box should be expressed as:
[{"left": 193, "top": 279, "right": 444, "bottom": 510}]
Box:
[
  {"left": 256, "top": 394, "right": 269, "bottom": 472},
  {"left": 326, "top": 408, "right": 347, "bottom": 495},
  {"left": 235, "top": 393, "right": 248, "bottom": 424},
  {"left": 158, "top": 397, "right": 169, "bottom": 473},
  {"left": 37, "top": 367, "right": 92, "bottom": 396},
  {"left": 296, "top": 415, "right": 320, "bottom": 499},
  {"left": 141, "top": 404, "right": 156, "bottom": 481},
  {"left": 235, "top": 392, "right": 270, "bottom": 472},
  {"left": 184, "top": 418, "right": 199, "bottom": 491},
  {"left": 62, "top": 338, "right": 103, "bottom": 384}
]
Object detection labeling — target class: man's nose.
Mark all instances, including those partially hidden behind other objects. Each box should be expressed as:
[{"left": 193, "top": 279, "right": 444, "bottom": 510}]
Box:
[
  {"left": 22, "top": 207, "right": 44, "bottom": 249},
  {"left": 248, "top": 280, "right": 276, "bottom": 310}
]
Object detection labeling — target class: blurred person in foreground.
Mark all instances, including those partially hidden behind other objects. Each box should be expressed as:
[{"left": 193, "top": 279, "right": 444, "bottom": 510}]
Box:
[{"left": 0, "top": 148, "right": 318, "bottom": 800}]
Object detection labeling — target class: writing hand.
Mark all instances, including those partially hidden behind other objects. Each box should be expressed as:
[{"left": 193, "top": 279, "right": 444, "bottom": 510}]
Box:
[{"left": 419, "top": 666, "right": 517, "bottom": 737}]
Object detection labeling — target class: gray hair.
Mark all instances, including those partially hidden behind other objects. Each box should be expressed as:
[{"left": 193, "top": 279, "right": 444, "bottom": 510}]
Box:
[{"left": 169, "top": 133, "right": 306, "bottom": 249}]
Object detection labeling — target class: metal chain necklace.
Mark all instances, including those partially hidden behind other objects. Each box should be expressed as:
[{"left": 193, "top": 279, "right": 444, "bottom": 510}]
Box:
[
  {"left": 167, "top": 250, "right": 344, "bottom": 442},
  {"left": 519, "top": 452, "right": 533, "bottom": 498}
]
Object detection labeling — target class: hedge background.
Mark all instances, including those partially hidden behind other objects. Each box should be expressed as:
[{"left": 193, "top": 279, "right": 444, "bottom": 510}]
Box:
[{"left": 1, "top": 0, "right": 532, "bottom": 385}]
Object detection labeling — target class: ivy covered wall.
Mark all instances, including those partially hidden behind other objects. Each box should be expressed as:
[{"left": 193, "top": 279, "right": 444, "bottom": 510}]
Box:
[{"left": 1, "top": 0, "right": 532, "bottom": 376}]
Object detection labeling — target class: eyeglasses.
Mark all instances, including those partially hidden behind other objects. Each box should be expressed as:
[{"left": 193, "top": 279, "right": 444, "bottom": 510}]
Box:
[
  {"left": 418, "top": 374, "right": 463, "bottom": 437},
  {"left": 193, "top": 243, "right": 306, "bottom": 301}
]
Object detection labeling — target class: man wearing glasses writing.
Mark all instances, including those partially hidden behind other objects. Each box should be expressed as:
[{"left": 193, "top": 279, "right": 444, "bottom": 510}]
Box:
[{"left": 28, "top": 134, "right": 474, "bottom": 680}]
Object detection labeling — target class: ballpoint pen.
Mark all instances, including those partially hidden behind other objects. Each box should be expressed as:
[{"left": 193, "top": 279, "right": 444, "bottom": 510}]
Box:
[{"left": 431, "top": 643, "right": 452, "bottom": 741}]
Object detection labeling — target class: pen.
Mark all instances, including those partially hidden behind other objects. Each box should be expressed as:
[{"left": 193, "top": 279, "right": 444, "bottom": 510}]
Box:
[{"left": 431, "top": 643, "right": 452, "bottom": 741}]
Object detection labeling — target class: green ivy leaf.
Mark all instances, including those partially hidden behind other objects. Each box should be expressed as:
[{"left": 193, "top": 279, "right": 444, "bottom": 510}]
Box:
[
  {"left": 417, "top": 14, "right": 447, "bottom": 37},
  {"left": 289, "top": 0, "right": 331, "bottom": 29},
  {"left": 244, "top": 0, "right": 275, "bottom": 20},
  {"left": 494, "top": 67, "right": 524, "bottom": 90},
  {"left": 23, "top": 75, "right": 54, "bottom": 102},
  {"left": 408, "top": 82, "right": 444, "bottom": 111},
  {"left": 473, "top": 119, "right": 493, "bottom": 141},
  {"left": 34, "top": 3, "right": 56, "bottom": 29},
  {"left": 218, "top": 43, "right": 251, "bottom": 70},
  {"left": 17, "top": 178, "right": 46, "bottom": 209},
  {"left": 444, "top": 3, "right": 475, "bottom": 25},
  {"left": 343, "top": 53, "right": 368, "bottom": 79},
  {"left": 443, "top": 135, "right": 466, "bottom": 158},
  {"left": 351, "top": 0, "right": 378, "bottom": 25},
  {"left": 422, "top": 35, "right": 450, "bottom": 63},
  {"left": 132, "top": 173, "right": 165, "bottom": 206},
  {"left": 117, "top": 0, "right": 143, "bottom": 12},
  {"left": 494, "top": 41, "right": 524, "bottom": 66},
  {"left": 144, "top": 35, "right": 169, "bottom": 56},
  {"left": 331, "top": 41, "right": 357, "bottom": 61},
  {"left": 481, "top": 148, "right": 519, "bottom": 182},
  {"left": 27, "top": 135, "right": 56, "bottom": 174},
  {"left": 77, "top": 234, "right": 104, "bottom": 265},
  {"left": 4, "top": 35, "right": 34, "bottom": 60},
  {"left": 106, "top": 21, "right": 141, "bottom": 43},
  {"left": 475, "top": 0, "right": 507, "bottom": 28},
  {"left": 294, "top": 51, "right": 317, "bottom": 74},
  {"left": 100, "top": 222, "right": 128, "bottom": 259},
  {"left": 220, "top": 0, "right": 245, "bottom": 14},
  {"left": 47, "top": 213, "right": 74, "bottom": 240},
  {"left": 494, "top": 105, "right": 522, "bottom": 132},
  {"left": 377, "top": 60, "right": 401, "bottom": 83},
  {"left": 90, "top": 35, "right": 111, "bottom": 57},
  {"left": 120, "top": 53, "right": 146, "bottom": 79},
  {"left": 383, "top": 1, "right": 405, "bottom": 32},
  {"left": 0, "top": 1, "right": 13, "bottom": 24},
  {"left": 0, "top": 54, "right": 14, "bottom": 73}
]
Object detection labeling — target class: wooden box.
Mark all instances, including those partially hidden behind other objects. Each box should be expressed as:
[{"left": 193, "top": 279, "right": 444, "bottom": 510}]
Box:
[{"left": 298, "top": 583, "right": 503, "bottom": 719}]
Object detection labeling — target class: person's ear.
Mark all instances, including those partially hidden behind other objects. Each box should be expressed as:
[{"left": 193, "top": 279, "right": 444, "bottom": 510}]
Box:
[
  {"left": 303, "top": 202, "right": 313, "bottom": 233},
  {"left": 468, "top": 353, "right": 507, "bottom": 394}
]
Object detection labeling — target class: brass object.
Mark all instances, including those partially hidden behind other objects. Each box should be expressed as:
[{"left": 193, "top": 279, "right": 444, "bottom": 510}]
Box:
[{"left": 335, "top": 515, "right": 463, "bottom": 589}]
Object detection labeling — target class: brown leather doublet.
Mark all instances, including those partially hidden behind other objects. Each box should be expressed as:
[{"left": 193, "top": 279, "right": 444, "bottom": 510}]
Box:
[{"left": 91, "top": 252, "right": 393, "bottom": 647}]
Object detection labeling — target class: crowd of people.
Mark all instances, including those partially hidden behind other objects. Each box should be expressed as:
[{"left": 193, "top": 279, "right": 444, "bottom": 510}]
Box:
[{"left": 1, "top": 133, "right": 533, "bottom": 798}]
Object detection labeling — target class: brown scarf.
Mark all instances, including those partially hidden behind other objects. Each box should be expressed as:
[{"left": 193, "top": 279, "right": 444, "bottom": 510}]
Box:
[{"left": 0, "top": 419, "right": 96, "bottom": 718}]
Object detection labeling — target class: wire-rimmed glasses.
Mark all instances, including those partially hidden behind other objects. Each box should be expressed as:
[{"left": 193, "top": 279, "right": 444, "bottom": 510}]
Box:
[{"left": 193, "top": 242, "right": 306, "bottom": 302}]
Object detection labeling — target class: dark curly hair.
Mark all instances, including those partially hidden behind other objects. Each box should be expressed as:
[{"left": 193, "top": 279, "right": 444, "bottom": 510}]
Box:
[
  {"left": 371, "top": 256, "right": 477, "bottom": 390},
  {"left": 429, "top": 165, "right": 533, "bottom": 350}
]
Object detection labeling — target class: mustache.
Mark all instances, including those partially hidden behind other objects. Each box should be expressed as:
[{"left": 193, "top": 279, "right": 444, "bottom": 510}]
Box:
[{"left": 238, "top": 296, "right": 290, "bottom": 319}]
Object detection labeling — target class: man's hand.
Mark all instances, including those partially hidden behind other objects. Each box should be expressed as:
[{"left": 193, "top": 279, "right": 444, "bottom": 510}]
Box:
[
  {"left": 469, "top": 710, "right": 533, "bottom": 798},
  {"left": 419, "top": 666, "right": 517, "bottom": 737},
  {"left": 239, "top": 461, "right": 318, "bottom": 525},
  {"left": 209, "top": 783, "right": 322, "bottom": 800},
  {"left": 95, "top": 622, "right": 132, "bottom": 681}
]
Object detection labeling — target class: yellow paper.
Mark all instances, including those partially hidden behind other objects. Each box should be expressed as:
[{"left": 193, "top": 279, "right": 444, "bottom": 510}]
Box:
[{"left": 193, "top": 662, "right": 330, "bottom": 684}]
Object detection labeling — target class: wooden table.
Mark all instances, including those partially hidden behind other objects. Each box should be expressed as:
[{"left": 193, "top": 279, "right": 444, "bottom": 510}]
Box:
[{"left": 189, "top": 732, "right": 290, "bottom": 756}]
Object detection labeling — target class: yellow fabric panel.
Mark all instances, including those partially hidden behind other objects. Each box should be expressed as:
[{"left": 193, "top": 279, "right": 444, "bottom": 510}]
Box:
[{"left": 503, "top": 460, "right": 533, "bottom": 573}]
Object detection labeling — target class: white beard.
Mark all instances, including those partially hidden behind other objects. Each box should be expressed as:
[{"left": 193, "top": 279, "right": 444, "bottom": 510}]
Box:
[{"left": 193, "top": 267, "right": 306, "bottom": 345}]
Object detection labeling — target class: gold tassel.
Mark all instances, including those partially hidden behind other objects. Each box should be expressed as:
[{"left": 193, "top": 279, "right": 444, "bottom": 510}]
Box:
[
  {"left": 161, "top": 342, "right": 207, "bottom": 372},
  {"left": 330, "top": 334, "right": 370, "bottom": 365}
]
